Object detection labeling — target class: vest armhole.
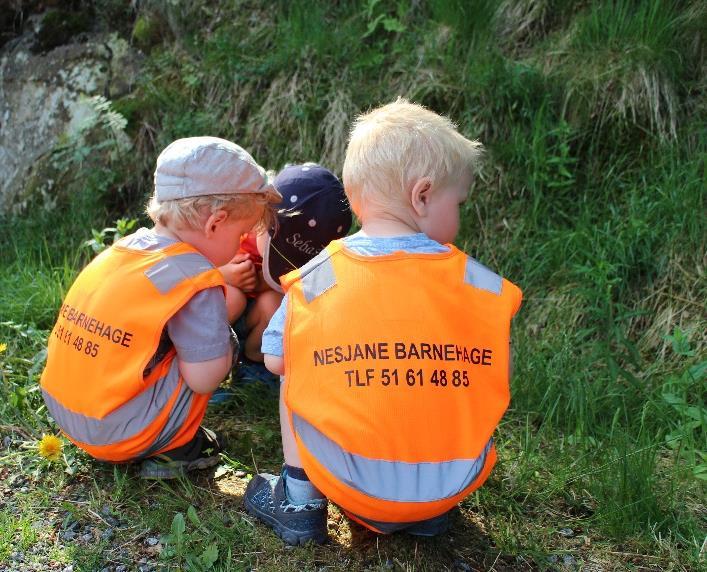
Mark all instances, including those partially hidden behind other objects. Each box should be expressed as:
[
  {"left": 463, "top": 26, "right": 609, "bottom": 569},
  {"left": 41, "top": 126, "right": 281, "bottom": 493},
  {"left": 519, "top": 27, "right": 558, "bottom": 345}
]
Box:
[{"left": 509, "top": 282, "right": 523, "bottom": 317}]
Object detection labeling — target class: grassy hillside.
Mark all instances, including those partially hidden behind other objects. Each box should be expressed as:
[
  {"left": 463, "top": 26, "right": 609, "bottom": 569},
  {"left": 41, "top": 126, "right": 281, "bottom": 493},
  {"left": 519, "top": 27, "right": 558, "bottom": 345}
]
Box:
[{"left": 1, "top": 1, "right": 704, "bottom": 570}]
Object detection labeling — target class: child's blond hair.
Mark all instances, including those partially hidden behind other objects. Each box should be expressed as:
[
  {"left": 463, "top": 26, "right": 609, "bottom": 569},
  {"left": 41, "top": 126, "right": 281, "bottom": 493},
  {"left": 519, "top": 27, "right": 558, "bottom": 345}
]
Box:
[
  {"left": 146, "top": 193, "right": 275, "bottom": 232},
  {"left": 342, "top": 98, "right": 483, "bottom": 216}
]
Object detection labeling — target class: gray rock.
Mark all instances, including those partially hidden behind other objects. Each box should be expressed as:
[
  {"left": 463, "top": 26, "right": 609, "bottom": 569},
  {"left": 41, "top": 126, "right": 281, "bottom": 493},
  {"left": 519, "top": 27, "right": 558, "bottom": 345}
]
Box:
[
  {"left": 558, "top": 527, "right": 575, "bottom": 537},
  {"left": 562, "top": 554, "right": 577, "bottom": 568},
  {"left": 62, "top": 566, "right": 74, "bottom": 572},
  {"left": 0, "top": 26, "right": 141, "bottom": 214},
  {"left": 145, "top": 536, "right": 160, "bottom": 546},
  {"left": 101, "top": 527, "right": 114, "bottom": 540},
  {"left": 81, "top": 533, "right": 93, "bottom": 542},
  {"left": 61, "top": 530, "right": 76, "bottom": 541},
  {"left": 453, "top": 560, "right": 472, "bottom": 572},
  {"left": 115, "top": 566, "right": 127, "bottom": 572}
]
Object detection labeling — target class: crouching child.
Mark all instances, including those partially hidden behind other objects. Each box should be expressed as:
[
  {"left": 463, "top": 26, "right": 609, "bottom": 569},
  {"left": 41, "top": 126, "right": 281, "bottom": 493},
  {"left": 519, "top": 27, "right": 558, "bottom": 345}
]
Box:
[
  {"left": 244, "top": 100, "right": 523, "bottom": 544},
  {"left": 40, "top": 137, "right": 280, "bottom": 478}
]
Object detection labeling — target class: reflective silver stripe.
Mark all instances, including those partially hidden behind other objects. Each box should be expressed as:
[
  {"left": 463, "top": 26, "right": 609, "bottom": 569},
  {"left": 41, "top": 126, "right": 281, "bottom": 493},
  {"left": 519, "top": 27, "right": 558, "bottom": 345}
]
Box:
[
  {"left": 464, "top": 257, "right": 502, "bottom": 295},
  {"left": 298, "top": 249, "right": 336, "bottom": 303},
  {"left": 139, "top": 361, "right": 193, "bottom": 458},
  {"left": 293, "top": 414, "right": 492, "bottom": 503},
  {"left": 144, "top": 253, "right": 215, "bottom": 294},
  {"left": 42, "top": 367, "right": 180, "bottom": 447}
]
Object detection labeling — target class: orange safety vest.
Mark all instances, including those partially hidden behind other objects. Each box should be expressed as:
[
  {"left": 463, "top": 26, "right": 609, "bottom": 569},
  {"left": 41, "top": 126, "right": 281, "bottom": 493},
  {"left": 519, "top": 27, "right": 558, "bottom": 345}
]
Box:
[
  {"left": 282, "top": 240, "right": 522, "bottom": 527},
  {"left": 40, "top": 238, "right": 226, "bottom": 462}
]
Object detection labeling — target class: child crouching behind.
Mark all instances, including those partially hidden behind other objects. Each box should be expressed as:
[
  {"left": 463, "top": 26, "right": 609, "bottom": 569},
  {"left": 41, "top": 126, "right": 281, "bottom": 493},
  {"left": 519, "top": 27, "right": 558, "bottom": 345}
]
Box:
[{"left": 210, "top": 163, "right": 352, "bottom": 400}]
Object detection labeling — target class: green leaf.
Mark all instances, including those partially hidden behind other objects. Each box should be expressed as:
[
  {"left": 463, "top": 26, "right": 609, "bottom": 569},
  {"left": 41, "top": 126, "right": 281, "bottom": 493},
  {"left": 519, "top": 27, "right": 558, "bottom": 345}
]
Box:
[
  {"left": 685, "top": 406, "right": 705, "bottom": 422},
  {"left": 693, "top": 464, "right": 707, "bottom": 481},
  {"left": 688, "top": 360, "right": 707, "bottom": 381},
  {"left": 382, "top": 17, "right": 405, "bottom": 33},
  {"left": 661, "top": 392, "right": 684, "bottom": 407},
  {"left": 200, "top": 543, "right": 219, "bottom": 567},
  {"left": 363, "top": 14, "right": 385, "bottom": 38},
  {"left": 664, "top": 328, "right": 695, "bottom": 356},
  {"left": 170, "top": 512, "right": 185, "bottom": 539},
  {"left": 187, "top": 505, "right": 201, "bottom": 527}
]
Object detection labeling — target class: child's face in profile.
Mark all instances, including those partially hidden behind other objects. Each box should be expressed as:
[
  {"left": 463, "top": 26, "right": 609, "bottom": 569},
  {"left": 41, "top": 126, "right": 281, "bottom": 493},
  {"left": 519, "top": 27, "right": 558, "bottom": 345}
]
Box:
[
  {"left": 255, "top": 229, "right": 269, "bottom": 257},
  {"left": 419, "top": 173, "right": 472, "bottom": 244},
  {"left": 205, "top": 207, "right": 265, "bottom": 266}
]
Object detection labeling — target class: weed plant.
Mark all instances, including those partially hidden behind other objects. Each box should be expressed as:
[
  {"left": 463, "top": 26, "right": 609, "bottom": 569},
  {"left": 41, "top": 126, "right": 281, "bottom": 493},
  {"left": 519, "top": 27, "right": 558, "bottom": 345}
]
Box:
[{"left": 1, "top": 0, "right": 704, "bottom": 570}]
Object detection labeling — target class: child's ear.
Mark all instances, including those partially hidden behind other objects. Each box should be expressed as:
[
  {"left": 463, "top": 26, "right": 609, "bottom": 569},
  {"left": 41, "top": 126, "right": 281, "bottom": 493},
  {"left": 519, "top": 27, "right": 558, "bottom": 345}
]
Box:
[
  {"left": 410, "top": 177, "right": 432, "bottom": 216},
  {"left": 204, "top": 209, "right": 228, "bottom": 236}
]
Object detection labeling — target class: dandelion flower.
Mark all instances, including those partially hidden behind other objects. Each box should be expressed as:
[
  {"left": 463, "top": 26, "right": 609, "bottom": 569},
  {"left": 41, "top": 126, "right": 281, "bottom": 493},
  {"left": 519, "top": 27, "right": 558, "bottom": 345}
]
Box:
[
  {"left": 0, "top": 342, "right": 6, "bottom": 353},
  {"left": 38, "top": 434, "right": 63, "bottom": 461}
]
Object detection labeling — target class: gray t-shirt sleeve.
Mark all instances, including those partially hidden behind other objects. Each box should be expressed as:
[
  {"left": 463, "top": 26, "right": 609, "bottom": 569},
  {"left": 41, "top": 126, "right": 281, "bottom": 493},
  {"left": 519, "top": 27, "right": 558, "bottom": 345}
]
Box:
[
  {"left": 167, "top": 287, "right": 232, "bottom": 363},
  {"left": 261, "top": 294, "right": 287, "bottom": 357}
]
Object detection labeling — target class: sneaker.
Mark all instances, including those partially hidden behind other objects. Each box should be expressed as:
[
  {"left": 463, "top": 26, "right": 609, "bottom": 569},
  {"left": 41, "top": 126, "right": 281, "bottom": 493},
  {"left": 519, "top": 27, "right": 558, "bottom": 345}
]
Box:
[
  {"left": 208, "top": 359, "right": 279, "bottom": 405},
  {"left": 139, "top": 427, "right": 224, "bottom": 479},
  {"left": 208, "top": 386, "right": 236, "bottom": 405},
  {"left": 244, "top": 471, "right": 328, "bottom": 545},
  {"left": 235, "top": 359, "right": 280, "bottom": 391}
]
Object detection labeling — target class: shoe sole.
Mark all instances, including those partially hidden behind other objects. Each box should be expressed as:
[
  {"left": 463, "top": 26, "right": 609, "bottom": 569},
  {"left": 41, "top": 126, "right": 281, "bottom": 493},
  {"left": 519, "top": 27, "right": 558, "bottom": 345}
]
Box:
[
  {"left": 243, "top": 495, "right": 327, "bottom": 546},
  {"left": 208, "top": 392, "right": 236, "bottom": 405},
  {"left": 140, "top": 455, "right": 221, "bottom": 480}
]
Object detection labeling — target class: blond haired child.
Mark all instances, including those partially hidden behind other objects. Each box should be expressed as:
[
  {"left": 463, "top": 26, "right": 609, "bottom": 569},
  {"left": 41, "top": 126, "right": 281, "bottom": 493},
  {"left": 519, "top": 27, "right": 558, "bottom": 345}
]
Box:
[
  {"left": 244, "top": 100, "right": 522, "bottom": 544},
  {"left": 40, "top": 137, "right": 280, "bottom": 479}
]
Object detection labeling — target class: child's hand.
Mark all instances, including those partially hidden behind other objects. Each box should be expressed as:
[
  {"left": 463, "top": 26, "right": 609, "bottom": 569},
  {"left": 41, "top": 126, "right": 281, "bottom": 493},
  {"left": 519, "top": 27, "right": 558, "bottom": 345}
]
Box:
[{"left": 219, "top": 253, "right": 257, "bottom": 292}]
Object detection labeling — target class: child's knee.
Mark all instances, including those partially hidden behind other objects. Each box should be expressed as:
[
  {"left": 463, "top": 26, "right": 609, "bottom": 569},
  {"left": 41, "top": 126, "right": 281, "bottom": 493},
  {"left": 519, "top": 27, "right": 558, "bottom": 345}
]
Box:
[
  {"left": 259, "top": 289, "right": 283, "bottom": 314},
  {"left": 225, "top": 285, "right": 248, "bottom": 323},
  {"left": 248, "top": 290, "right": 283, "bottom": 328}
]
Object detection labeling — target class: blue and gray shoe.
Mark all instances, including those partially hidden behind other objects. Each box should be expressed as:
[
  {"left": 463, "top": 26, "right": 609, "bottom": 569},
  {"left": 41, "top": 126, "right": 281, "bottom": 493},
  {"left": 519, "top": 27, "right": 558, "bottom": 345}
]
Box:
[
  {"left": 208, "top": 386, "right": 236, "bottom": 405},
  {"left": 244, "top": 472, "right": 328, "bottom": 545},
  {"left": 235, "top": 359, "right": 280, "bottom": 391},
  {"left": 209, "top": 359, "right": 279, "bottom": 405}
]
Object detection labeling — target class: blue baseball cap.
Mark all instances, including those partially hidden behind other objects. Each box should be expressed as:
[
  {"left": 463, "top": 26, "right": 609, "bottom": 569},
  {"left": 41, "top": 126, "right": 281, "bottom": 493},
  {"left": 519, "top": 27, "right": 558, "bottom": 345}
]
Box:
[{"left": 262, "top": 164, "right": 353, "bottom": 293}]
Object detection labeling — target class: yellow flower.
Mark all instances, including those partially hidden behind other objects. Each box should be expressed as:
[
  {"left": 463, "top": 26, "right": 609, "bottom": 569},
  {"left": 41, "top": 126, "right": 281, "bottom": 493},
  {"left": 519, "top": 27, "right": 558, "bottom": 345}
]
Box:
[
  {"left": 38, "top": 434, "right": 63, "bottom": 462},
  {"left": 0, "top": 342, "right": 6, "bottom": 353}
]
